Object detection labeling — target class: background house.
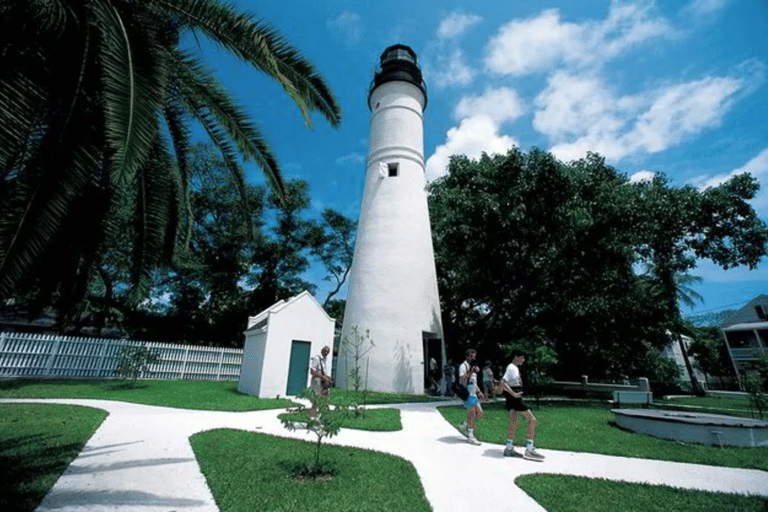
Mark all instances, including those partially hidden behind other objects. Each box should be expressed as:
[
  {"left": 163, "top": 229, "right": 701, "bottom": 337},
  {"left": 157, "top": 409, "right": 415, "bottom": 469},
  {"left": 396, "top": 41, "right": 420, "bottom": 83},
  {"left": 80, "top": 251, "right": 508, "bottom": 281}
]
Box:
[
  {"left": 238, "top": 291, "right": 335, "bottom": 398},
  {"left": 720, "top": 294, "right": 768, "bottom": 381}
]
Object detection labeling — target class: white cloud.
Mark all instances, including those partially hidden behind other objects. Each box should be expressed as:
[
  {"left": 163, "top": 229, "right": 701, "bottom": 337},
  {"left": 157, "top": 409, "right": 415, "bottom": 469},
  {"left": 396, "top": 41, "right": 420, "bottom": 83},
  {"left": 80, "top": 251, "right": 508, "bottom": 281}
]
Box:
[
  {"left": 425, "top": 115, "right": 518, "bottom": 182},
  {"left": 437, "top": 11, "right": 482, "bottom": 39},
  {"left": 691, "top": 148, "right": 768, "bottom": 190},
  {"left": 538, "top": 72, "right": 746, "bottom": 162},
  {"left": 335, "top": 152, "right": 365, "bottom": 166},
  {"left": 629, "top": 170, "right": 656, "bottom": 183},
  {"left": 431, "top": 49, "right": 476, "bottom": 88},
  {"left": 453, "top": 87, "right": 525, "bottom": 125},
  {"left": 484, "top": 1, "right": 675, "bottom": 76},
  {"left": 326, "top": 11, "right": 362, "bottom": 43},
  {"left": 627, "top": 76, "right": 743, "bottom": 153},
  {"left": 682, "top": 0, "right": 730, "bottom": 17}
]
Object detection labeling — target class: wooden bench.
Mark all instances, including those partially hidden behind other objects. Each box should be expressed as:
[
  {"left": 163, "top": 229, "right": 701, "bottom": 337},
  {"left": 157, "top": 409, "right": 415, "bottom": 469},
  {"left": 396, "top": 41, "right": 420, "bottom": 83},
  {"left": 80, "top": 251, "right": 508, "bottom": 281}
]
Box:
[{"left": 612, "top": 391, "right": 653, "bottom": 406}]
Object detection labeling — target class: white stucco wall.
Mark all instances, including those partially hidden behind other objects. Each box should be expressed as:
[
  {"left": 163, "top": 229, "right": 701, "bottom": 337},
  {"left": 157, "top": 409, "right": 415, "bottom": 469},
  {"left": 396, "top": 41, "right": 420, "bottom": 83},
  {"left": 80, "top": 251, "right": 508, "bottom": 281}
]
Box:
[
  {"left": 238, "top": 292, "right": 335, "bottom": 398},
  {"left": 339, "top": 79, "right": 445, "bottom": 394},
  {"left": 238, "top": 330, "right": 267, "bottom": 396}
]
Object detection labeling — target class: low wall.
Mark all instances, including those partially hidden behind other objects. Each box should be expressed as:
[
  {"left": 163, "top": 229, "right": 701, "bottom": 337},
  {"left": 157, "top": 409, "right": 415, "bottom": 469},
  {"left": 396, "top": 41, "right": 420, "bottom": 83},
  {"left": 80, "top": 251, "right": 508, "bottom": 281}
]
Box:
[{"left": 551, "top": 375, "right": 650, "bottom": 395}]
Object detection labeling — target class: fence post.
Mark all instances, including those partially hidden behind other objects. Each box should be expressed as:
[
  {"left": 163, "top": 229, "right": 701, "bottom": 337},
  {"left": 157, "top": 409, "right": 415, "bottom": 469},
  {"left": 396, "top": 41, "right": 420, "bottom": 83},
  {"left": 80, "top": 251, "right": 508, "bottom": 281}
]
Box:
[
  {"left": 44, "top": 335, "right": 63, "bottom": 377},
  {"left": 216, "top": 349, "right": 224, "bottom": 381},
  {"left": 180, "top": 346, "right": 189, "bottom": 380}
]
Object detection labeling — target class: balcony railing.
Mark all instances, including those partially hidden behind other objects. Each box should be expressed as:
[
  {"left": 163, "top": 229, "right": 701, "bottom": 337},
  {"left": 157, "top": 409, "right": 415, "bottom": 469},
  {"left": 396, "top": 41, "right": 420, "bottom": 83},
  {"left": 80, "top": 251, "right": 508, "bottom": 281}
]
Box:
[{"left": 730, "top": 347, "right": 768, "bottom": 361}]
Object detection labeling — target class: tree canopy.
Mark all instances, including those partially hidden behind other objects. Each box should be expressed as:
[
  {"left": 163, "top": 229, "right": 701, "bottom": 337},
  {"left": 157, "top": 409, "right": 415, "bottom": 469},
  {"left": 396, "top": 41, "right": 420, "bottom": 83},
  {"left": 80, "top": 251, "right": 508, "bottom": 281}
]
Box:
[{"left": 428, "top": 149, "right": 768, "bottom": 380}]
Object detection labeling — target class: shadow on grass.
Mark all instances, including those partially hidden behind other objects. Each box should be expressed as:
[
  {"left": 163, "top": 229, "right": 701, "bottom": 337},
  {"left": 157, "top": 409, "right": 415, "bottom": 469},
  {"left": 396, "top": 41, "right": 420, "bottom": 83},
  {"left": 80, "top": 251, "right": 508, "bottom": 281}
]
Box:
[{"left": 0, "top": 433, "right": 88, "bottom": 512}]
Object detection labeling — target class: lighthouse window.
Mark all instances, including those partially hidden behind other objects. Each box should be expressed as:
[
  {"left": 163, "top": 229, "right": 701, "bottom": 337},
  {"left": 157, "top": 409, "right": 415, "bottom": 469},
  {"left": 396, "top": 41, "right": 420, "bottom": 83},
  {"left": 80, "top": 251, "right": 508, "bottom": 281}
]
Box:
[{"left": 388, "top": 163, "right": 398, "bottom": 177}]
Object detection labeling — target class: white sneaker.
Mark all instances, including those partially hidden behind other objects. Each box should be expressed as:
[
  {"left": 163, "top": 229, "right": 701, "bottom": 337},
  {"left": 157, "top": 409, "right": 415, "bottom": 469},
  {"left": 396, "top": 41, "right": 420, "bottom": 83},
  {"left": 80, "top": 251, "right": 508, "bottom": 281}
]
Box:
[
  {"left": 467, "top": 434, "right": 481, "bottom": 446},
  {"left": 503, "top": 446, "right": 521, "bottom": 457},
  {"left": 524, "top": 448, "right": 545, "bottom": 461},
  {"left": 457, "top": 421, "right": 468, "bottom": 437}
]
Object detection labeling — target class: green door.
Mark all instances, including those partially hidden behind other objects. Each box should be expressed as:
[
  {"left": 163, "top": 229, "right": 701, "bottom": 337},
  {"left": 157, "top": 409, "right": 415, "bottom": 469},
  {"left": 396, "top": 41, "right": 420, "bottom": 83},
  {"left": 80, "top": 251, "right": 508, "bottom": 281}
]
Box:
[{"left": 286, "top": 340, "right": 312, "bottom": 396}]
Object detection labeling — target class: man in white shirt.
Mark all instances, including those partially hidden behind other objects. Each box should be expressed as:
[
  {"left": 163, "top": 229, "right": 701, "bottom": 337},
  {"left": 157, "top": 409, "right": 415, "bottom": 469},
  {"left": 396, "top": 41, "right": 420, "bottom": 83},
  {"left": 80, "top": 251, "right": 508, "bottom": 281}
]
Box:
[
  {"left": 457, "top": 349, "right": 485, "bottom": 445},
  {"left": 500, "top": 350, "right": 544, "bottom": 461},
  {"left": 308, "top": 345, "right": 332, "bottom": 415}
]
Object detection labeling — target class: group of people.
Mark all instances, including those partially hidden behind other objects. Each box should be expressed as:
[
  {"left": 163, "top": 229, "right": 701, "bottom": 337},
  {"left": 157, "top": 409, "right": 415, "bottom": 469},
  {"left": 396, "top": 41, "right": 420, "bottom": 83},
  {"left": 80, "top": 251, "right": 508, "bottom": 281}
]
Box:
[
  {"left": 456, "top": 348, "right": 545, "bottom": 462},
  {"left": 307, "top": 344, "right": 544, "bottom": 462}
]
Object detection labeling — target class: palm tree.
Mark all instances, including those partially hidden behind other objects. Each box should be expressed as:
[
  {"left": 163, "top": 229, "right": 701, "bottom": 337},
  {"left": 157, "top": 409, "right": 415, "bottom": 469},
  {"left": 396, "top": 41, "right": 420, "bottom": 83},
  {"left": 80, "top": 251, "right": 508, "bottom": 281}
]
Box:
[
  {"left": 642, "top": 265, "right": 705, "bottom": 394},
  {"left": 0, "top": 0, "right": 341, "bottom": 305}
]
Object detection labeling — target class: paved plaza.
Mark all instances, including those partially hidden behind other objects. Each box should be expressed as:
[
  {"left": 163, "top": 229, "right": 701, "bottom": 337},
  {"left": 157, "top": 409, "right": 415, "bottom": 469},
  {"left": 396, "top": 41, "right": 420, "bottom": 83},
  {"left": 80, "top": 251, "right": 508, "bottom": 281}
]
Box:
[{"left": 3, "top": 398, "right": 768, "bottom": 511}]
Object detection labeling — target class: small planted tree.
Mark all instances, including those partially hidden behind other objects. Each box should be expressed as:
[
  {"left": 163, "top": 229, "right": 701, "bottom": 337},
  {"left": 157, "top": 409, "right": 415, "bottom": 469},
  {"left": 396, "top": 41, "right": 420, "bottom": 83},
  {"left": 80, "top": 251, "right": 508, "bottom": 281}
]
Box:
[
  {"left": 114, "top": 344, "right": 161, "bottom": 387},
  {"left": 340, "top": 325, "right": 375, "bottom": 392},
  {"left": 281, "top": 388, "right": 349, "bottom": 479}
]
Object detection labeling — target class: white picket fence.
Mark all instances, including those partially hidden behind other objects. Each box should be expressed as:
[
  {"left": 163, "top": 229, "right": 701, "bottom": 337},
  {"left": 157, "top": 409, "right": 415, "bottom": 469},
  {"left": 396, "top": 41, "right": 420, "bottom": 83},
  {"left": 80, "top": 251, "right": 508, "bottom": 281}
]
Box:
[{"left": 0, "top": 331, "right": 243, "bottom": 381}]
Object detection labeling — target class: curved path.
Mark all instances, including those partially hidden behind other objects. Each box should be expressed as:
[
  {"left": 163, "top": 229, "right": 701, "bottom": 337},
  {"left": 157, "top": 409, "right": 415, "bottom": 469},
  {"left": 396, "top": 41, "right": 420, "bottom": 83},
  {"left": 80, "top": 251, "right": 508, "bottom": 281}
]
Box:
[{"left": 3, "top": 398, "right": 767, "bottom": 511}]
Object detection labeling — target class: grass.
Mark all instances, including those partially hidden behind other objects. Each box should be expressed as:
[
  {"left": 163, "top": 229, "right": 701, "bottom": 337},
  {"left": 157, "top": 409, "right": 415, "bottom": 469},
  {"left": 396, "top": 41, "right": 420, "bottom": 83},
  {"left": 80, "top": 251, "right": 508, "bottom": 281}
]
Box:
[
  {"left": 279, "top": 407, "right": 402, "bottom": 431},
  {"left": 0, "top": 379, "right": 294, "bottom": 411},
  {"left": 190, "top": 429, "right": 431, "bottom": 512},
  {"left": 0, "top": 404, "right": 106, "bottom": 512},
  {"left": 439, "top": 401, "right": 768, "bottom": 471},
  {"left": 0, "top": 379, "right": 441, "bottom": 411},
  {"left": 328, "top": 388, "right": 442, "bottom": 406},
  {"left": 515, "top": 475, "right": 768, "bottom": 512}
]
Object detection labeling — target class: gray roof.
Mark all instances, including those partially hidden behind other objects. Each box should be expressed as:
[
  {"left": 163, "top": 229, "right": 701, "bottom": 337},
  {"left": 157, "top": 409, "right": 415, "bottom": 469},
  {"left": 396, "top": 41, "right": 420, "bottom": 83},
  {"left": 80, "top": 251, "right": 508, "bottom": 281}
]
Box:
[{"left": 721, "top": 294, "right": 768, "bottom": 328}]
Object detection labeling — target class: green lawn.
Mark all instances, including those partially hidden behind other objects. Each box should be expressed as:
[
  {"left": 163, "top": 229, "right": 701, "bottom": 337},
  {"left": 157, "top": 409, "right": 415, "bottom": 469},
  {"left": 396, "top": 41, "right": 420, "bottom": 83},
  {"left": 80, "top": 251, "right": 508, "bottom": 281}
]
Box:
[
  {"left": 0, "top": 404, "right": 106, "bottom": 512},
  {"left": 190, "top": 429, "right": 431, "bottom": 512},
  {"left": 327, "top": 389, "right": 443, "bottom": 406},
  {"left": 279, "top": 407, "right": 402, "bottom": 431},
  {"left": 0, "top": 379, "right": 294, "bottom": 411},
  {"left": 0, "top": 379, "right": 441, "bottom": 411},
  {"left": 515, "top": 475, "right": 768, "bottom": 512},
  {"left": 439, "top": 401, "right": 768, "bottom": 471}
]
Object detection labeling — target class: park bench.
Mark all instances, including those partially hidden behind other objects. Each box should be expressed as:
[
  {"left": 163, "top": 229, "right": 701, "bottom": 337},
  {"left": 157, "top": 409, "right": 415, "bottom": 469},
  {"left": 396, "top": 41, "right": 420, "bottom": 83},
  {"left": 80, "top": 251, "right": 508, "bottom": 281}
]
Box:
[{"left": 612, "top": 390, "right": 653, "bottom": 406}]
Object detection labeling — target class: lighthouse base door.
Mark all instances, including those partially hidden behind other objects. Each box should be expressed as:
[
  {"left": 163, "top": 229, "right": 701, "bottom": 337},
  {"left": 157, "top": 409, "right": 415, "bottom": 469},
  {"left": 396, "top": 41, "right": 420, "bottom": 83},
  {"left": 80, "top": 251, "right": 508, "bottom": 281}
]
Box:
[
  {"left": 286, "top": 340, "right": 311, "bottom": 396},
  {"left": 423, "top": 334, "right": 442, "bottom": 394}
]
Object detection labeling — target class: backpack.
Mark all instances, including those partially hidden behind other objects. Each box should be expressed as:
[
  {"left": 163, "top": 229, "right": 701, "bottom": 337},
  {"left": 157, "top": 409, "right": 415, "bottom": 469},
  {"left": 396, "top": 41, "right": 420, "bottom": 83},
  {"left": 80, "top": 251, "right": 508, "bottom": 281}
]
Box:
[{"left": 452, "top": 363, "right": 469, "bottom": 400}]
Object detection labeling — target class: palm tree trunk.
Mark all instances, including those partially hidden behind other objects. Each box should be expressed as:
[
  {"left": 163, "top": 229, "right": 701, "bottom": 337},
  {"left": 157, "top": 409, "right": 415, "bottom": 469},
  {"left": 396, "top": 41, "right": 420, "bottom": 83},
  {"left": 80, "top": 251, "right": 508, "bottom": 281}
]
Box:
[{"left": 676, "top": 331, "right": 704, "bottom": 395}]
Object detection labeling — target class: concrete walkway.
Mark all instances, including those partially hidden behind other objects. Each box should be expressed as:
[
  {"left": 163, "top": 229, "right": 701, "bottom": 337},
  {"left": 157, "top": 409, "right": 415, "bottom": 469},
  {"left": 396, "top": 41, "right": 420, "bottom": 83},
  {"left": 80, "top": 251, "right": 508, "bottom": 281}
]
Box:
[{"left": 3, "top": 398, "right": 768, "bottom": 512}]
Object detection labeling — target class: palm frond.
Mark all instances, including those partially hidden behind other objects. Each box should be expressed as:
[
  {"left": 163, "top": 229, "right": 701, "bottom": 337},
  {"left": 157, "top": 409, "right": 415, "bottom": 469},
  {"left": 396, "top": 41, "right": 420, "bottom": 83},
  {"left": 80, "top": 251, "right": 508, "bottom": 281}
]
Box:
[
  {"left": 89, "top": 0, "right": 162, "bottom": 189},
  {"left": 163, "top": 92, "right": 195, "bottom": 248},
  {"left": 174, "top": 50, "right": 283, "bottom": 201},
  {"left": 156, "top": 0, "right": 340, "bottom": 128}
]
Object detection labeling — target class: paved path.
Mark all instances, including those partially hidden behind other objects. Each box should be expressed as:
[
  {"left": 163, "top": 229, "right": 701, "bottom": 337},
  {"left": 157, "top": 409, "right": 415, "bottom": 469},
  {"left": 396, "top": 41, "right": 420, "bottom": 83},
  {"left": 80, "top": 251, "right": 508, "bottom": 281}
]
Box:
[{"left": 3, "top": 398, "right": 768, "bottom": 511}]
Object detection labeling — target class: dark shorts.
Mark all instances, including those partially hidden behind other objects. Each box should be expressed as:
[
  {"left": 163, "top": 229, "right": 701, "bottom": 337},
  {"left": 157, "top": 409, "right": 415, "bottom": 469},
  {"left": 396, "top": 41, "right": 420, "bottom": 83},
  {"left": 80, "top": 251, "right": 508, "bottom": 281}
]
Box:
[{"left": 505, "top": 387, "right": 530, "bottom": 411}]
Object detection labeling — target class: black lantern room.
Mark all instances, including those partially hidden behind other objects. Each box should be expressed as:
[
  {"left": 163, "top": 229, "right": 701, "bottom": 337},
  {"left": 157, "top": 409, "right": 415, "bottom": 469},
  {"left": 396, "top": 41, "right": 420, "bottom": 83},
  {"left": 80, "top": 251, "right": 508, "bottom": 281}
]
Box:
[{"left": 368, "top": 44, "right": 428, "bottom": 109}]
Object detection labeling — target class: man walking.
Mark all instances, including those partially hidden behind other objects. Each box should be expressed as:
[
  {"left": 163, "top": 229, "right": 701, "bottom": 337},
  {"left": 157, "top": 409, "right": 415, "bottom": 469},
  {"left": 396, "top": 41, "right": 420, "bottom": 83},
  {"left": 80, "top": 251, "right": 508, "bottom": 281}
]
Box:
[
  {"left": 500, "top": 350, "right": 545, "bottom": 461},
  {"left": 457, "top": 349, "right": 485, "bottom": 445}
]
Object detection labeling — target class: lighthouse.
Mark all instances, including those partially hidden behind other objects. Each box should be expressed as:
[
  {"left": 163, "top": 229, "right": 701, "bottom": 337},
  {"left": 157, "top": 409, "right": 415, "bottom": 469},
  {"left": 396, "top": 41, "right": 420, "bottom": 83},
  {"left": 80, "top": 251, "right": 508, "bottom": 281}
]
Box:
[{"left": 338, "top": 44, "right": 445, "bottom": 394}]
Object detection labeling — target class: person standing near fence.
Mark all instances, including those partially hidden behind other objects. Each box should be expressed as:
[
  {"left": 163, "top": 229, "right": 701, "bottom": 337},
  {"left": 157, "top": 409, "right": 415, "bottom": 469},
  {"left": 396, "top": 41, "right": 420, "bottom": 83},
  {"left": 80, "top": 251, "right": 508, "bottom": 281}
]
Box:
[{"left": 501, "top": 350, "right": 545, "bottom": 461}]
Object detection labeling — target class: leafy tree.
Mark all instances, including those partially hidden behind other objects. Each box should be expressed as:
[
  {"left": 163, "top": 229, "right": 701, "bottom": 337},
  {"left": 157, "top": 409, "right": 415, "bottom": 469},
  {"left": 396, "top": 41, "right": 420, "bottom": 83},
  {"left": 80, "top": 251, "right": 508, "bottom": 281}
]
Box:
[
  {"left": 687, "top": 325, "right": 735, "bottom": 387},
  {"left": 311, "top": 210, "right": 356, "bottom": 306},
  {"left": 0, "top": 0, "right": 341, "bottom": 305},
  {"left": 635, "top": 174, "right": 767, "bottom": 394},
  {"left": 281, "top": 388, "right": 351, "bottom": 475},
  {"left": 339, "top": 325, "right": 375, "bottom": 392},
  {"left": 428, "top": 149, "right": 768, "bottom": 381},
  {"left": 114, "top": 344, "right": 161, "bottom": 387}
]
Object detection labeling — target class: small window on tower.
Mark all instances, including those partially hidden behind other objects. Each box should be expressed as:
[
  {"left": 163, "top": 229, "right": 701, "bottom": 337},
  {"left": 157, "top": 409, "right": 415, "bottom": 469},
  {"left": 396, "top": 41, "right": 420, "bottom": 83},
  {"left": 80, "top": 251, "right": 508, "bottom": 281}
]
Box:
[{"left": 388, "top": 163, "right": 398, "bottom": 177}]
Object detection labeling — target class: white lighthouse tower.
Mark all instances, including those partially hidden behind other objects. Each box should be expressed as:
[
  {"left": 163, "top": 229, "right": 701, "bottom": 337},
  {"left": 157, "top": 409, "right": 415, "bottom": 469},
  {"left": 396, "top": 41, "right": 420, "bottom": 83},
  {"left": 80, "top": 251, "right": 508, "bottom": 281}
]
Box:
[{"left": 338, "top": 44, "right": 445, "bottom": 394}]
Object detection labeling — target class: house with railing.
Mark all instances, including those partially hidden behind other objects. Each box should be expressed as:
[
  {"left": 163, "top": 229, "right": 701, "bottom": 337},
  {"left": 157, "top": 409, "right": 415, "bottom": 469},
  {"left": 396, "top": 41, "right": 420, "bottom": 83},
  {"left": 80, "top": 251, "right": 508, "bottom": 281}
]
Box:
[{"left": 721, "top": 294, "right": 768, "bottom": 382}]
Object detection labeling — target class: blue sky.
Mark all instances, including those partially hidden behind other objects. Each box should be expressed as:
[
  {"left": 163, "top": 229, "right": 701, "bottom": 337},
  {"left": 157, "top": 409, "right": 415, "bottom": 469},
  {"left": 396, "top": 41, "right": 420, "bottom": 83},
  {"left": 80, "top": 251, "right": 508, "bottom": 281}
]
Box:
[{"left": 198, "top": 0, "right": 768, "bottom": 317}]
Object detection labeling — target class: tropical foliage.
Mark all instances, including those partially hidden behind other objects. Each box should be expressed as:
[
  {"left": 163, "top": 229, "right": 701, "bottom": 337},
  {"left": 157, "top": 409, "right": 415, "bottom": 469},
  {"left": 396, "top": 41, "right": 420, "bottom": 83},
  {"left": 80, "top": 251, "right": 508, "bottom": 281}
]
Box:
[
  {"left": 428, "top": 149, "right": 768, "bottom": 380},
  {"left": 0, "top": 0, "right": 341, "bottom": 307}
]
